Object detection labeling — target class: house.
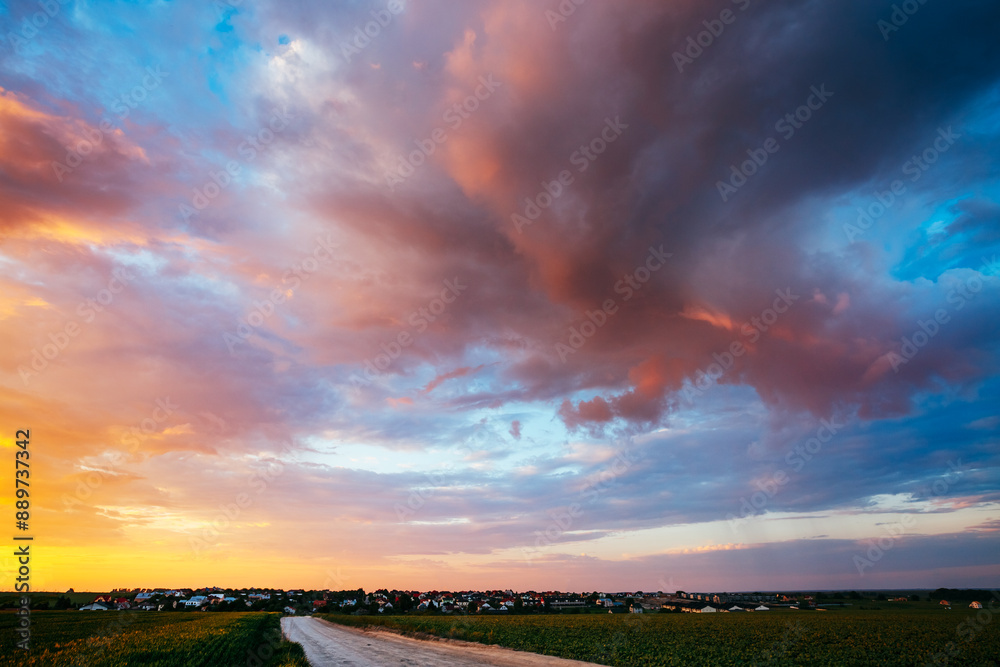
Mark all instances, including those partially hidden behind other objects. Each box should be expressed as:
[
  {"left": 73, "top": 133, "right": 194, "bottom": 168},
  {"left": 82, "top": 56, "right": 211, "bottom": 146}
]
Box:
[
  {"left": 80, "top": 602, "right": 110, "bottom": 611},
  {"left": 284, "top": 606, "right": 296, "bottom": 614},
  {"left": 629, "top": 605, "right": 644, "bottom": 613},
  {"left": 755, "top": 605, "right": 770, "bottom": 611},
  {"left": 135, "top": 592, "right": 154, "bottom": 601},
  {"left": 940, "top": 600, "right": 950, "bottom": 606},
  {"left": 185, "top": 596, "right": 208, "bottom": 608},
  {"left": 970, "top": 601, "right": 983, "bottom": 609},
  {"left": 697, "top": 605, "right": 717, "bottom": 613},
  {"left": 728, "top": 606, "right": 745, "bottom": 612},
  {"left": 94, "top": 595, "right": 113, "bottom": 604}
]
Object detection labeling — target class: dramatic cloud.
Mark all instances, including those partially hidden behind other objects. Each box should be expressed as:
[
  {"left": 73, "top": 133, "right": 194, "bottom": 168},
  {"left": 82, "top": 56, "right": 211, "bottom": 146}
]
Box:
[{"left": 1, "top": 0, "right": 998, "bottom": 591}]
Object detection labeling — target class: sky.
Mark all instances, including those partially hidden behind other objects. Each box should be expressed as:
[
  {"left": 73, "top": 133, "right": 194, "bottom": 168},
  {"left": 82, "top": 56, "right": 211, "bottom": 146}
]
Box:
[{"left": 0, "top": 0, "right": 998, "bottom": 594}]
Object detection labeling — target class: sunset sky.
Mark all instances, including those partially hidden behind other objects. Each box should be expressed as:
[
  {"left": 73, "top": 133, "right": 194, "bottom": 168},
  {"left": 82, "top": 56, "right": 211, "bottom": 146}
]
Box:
[{"left": 1, "top": 0, "right": 999, "bottom": 594}]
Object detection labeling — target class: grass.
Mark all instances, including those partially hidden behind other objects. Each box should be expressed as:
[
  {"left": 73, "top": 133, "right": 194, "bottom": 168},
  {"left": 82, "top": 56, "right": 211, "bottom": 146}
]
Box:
[
  {"left": 318, "top": 604, "right": 1000, "bottom": 666},
  {"left": 0, "top": 611, "right": 308, "bottom": 666}
]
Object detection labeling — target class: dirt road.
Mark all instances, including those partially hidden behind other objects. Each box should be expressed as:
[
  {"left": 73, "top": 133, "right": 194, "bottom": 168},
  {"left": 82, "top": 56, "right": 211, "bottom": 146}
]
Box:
[{"left": 280, "top": 616, "right": 601, "bottom": 667}]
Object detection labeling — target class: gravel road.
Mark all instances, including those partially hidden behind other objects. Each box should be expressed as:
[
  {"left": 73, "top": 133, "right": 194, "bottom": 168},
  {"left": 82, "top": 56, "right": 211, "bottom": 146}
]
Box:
[{"left": 280, "top": 616, "right": 601, "bottom": 667}]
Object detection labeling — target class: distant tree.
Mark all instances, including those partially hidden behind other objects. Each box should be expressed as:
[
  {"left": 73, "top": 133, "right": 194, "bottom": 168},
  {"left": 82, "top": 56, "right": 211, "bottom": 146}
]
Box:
[
  {"left": 55, "top": 596, "right": 72, "bottom": 610},
  {"left": 514, "top": 598, "right": 524, "bottom": 613}
]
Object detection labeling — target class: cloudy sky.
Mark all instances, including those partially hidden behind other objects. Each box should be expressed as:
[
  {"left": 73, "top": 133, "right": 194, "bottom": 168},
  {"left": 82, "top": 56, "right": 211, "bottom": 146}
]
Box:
[{"left": 1, "top": 0, "right": 999, "bottom": 593}]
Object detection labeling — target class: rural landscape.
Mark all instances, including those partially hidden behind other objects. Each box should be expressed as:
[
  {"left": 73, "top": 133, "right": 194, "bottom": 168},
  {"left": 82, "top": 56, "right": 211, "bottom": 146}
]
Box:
[
  {"left": 3, "top": 0, "right": 999, "bottom": 664},
  {"left": 2, "top": 587, "right": 999, "bottom": 665}
]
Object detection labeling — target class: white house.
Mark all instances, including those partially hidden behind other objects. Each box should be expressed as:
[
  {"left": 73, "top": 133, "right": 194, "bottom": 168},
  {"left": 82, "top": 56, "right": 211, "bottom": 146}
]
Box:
[
  {"left": 185, "top": 596, "right": 208, "bottom": 608},
  {"left": 80, "top": 603, "right": 110, "bottom": 611},
  {"left": 755, "top": 605, "right": 770, "bottom": 611},
  {"left": 698, "top": 605, "right": 717, "bottom": 613}
]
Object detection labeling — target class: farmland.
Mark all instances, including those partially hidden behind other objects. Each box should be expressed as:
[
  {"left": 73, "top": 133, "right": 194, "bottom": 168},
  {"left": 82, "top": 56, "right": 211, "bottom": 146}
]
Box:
[
  {"left": 319, "top": 606, "right": 1000, "bottom": 666},
  {"left": 0, "top": 611, "right": 307, "bottom": 666}
]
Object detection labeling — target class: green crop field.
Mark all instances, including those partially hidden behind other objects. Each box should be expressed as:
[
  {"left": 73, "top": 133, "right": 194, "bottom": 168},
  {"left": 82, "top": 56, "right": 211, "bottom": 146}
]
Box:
[
  {"left": 319, "top": 606, "right": 1000, "bottom": 666},
  {"left": 0, "top": 611, "right": 308, "bottom": 666}
]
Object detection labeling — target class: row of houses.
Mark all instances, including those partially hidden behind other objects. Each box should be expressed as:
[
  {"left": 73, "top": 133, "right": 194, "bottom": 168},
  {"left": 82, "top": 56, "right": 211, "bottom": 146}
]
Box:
[{"left": 78, "top": 589, "right": 303, "bottom": 612}]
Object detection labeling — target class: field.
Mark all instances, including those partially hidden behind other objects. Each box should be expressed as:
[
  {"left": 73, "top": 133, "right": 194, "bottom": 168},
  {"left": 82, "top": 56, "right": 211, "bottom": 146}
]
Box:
[
  {"left": 319, "top": 605, "right": 1000, "bottom": 666},
  {"left": 0, "top": 611, "right": 308, "bottom": 666}
]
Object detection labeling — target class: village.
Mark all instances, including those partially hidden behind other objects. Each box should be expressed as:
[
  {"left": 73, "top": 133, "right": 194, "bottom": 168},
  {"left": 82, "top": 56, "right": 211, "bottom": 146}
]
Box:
[{"left": 61, "top": 587, "right": 987, "bottom": 615}]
